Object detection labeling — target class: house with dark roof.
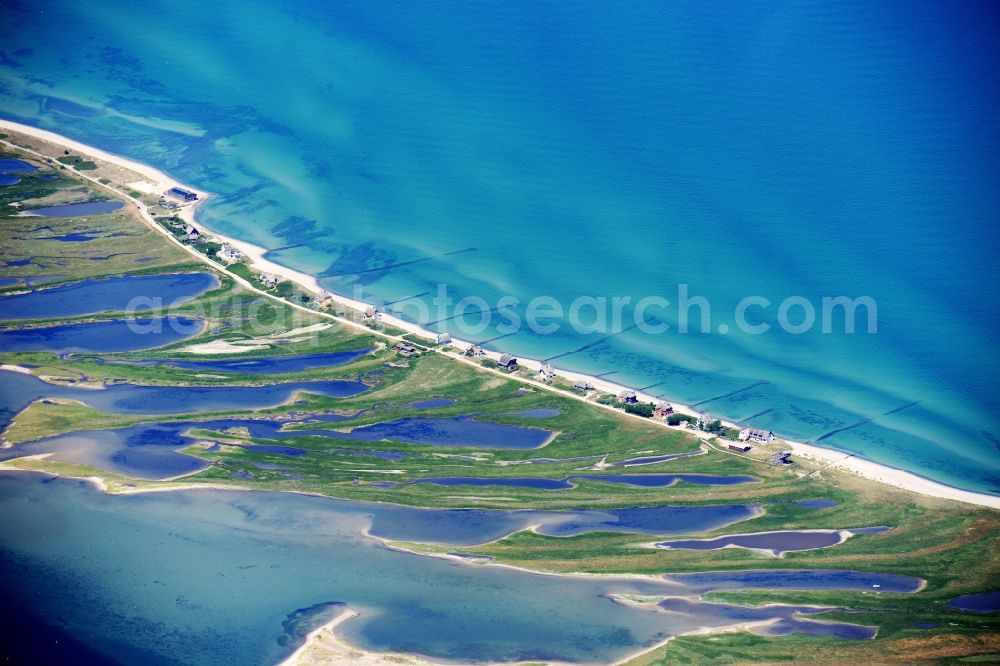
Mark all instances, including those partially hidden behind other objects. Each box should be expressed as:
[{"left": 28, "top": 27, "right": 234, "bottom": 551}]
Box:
[
  {"left": 618, "top": 390, "right": 637, "bottom": 403},
  {"left": 166, "top": 187, "right": 198, "bottom": 203},
  {"left": 497, "top": 353, "right": 517, "bottom": 369},
  {"left": 770, "top": 450, "right": 793, "bottom": 465}
]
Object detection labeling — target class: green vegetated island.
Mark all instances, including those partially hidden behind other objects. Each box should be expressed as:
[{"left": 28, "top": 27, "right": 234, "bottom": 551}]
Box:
[{"left": 0, "top": 128, "right": 998, "bottom": 665}]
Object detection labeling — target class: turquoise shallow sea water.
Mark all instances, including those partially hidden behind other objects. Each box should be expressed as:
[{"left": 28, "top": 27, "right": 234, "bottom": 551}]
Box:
[{"left": 1, "top": 1, "right": 998, "bottom": 492}]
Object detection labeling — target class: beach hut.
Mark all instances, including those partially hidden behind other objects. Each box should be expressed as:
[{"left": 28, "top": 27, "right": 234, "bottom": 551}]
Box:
[
  {"left": 539, "top": 363, "right": 556, "bottom": 381},
  {"left": 497, "top": 353, "right": 517, "bottom": 369},
  {"left": 738, "top": 428, "right": 774, "bottom": 444},
  {"left": 618, "top": 390, "right": 638, "bottom": 403}
]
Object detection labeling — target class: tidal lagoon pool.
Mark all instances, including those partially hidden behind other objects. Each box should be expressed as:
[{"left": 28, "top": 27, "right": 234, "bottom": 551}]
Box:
[
  {"left": 22, "top": 200, "right": 124, "bottom": 217},
  {"left": 949, "top": 591, "right": 1000, "bottom": 613},
  {"left": 655, "top": 527, "right": 890, "bottom": 557},
  {"left": 0, "top": 472, "right": 916, "bottom": 666},
  {"left": 91, "top": 348, "right": 372, "bottom": 375},
  {"left": 0, "top": 369, "right": 366, "bottom": 419},
  {"left": 0, "top": 157, "right": 36, "bottom": 185},
  {"left": 0, "top": 317, "right": 203, "bottom": 352},
  {"left": 0, "top": 272, "right": 219, "bottom": 320},
  {"left": 331, "top": 415, "right": 554, "bottom": 449}
]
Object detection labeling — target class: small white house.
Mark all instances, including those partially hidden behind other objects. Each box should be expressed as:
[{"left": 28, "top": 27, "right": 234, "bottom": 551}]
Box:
[
  {"left": 218, "top": 243, "right": 243, "bottom": 263},
  {"left": 539, "top": 363, "right": 556, "bottom": 381},
  {"left": 435, "top": 332, "right": 452, "bottom": 344},
  {"left": 363, "top": 306, "right": 379, "bottom": 319},
  {"left": 258, "top": 272, "right": 279, "bottom": 288},
  {"left": 738, "top": 428, "right": 774, "bottom": 444}
]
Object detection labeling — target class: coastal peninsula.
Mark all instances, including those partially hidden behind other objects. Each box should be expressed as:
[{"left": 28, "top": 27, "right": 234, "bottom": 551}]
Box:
[{"left": 0, "top": 122, "right": 997, "bottom": 664}]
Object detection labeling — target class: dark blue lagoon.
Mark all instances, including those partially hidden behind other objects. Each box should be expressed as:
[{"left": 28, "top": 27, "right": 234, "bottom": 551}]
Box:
[
  {"left": 0, "top": 272, "right": 219, "bottom": 320},
  {"left": 0, "top": 369, "right": 359, "bottom": 430},
  {"left": 0, "top": 317, "right": 203, "bottom": 353},
  {"left": 23, "top": 200, "right": 124, "bottom": 217},
  {"left": 0, "top": 370, "right": 366, "bottom": 417},
  {"left": 367, "top": 504, "right": 762, "bottom": 545},
  {"left": 0, "top": 473, "right": 902, "bottom": 666},
  {"left": 0, "top": 157, "right": 36, "bottom": 185},
  {"left": 91, "top": 348, "right": 371, "bottom": 375},
  {"left": 410, "top": 397, "right": 456, "bottom": 409},
  {"left": 664, "top": 570, "right": 924, "bottom": 595},
  {"left": 654, "top": 598, "right": 877, "bottom": 640},
  {"left": 949, "top": 591, "right": 1000, "bottom": 613},
  {"left": 328, "top": 415, "right": 554, "bottom": 449},
  {"left": 0, "top": 414, "right": 404, "bottom": 480},
  {"left": 655, "top": 527, "right": 889, "bottom": 557}
]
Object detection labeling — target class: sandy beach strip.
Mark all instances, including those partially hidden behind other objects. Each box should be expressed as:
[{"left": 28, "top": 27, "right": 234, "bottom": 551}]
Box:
[{"left": 2, "top": 119, "right": 998, "bottom": 511}]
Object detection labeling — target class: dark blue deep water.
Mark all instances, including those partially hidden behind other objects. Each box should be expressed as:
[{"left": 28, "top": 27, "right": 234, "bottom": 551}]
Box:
[
  {"left": 0, "top": 317, "right": 203, "bottom": 352},
  {"left": 0, "top": 272, "right": 218, "bottom": 319},
  {"left": 24, "top": 200, "right": 124, "bottom": 217}
]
